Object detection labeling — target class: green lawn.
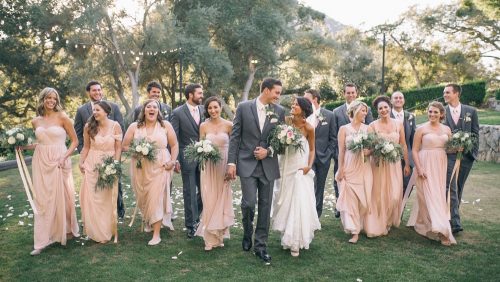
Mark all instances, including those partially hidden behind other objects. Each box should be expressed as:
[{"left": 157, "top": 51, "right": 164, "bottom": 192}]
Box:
[
  {"left": 1, "top": 158, "right": 499, "bottom": 281},
  {"left": 415, "top": 109, "right": 500, "bottom": 125}
]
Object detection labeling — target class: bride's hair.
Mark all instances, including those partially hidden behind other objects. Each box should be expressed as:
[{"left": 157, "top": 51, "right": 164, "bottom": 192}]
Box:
[
  {"left": 347, "top": 100, "right": 368, "bottom": 118},
  {"left": 295, "top": 97, "right": 313, "bottom": 118}
]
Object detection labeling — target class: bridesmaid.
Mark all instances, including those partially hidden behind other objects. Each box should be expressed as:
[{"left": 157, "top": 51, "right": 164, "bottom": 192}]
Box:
[
  {"left": 78, "top": 101, "right": 122, "bottom": 243},
  {"left": 365, "top": 95, "right": 410, "bottom": 237},
  {"left": 407, "top": 102, "right": 456, "bottom": 246},
  {"left": 195, "top": 96, "right": 235, "bottom": 251},
  {"left": 22, "top": 87, "right": 80, "bottom": 255},
  {"left": 335, "top": 101, "right": 373, "bottom": 243},
  {"left": 122, "top": 99, "right": 179, "bottom": 245}
]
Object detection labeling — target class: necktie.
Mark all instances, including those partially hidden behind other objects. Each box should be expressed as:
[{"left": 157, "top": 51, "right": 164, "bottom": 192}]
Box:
[
  {"left": 452, "top": 109, "right": 459, "bottom": 124},
  {"left": 192, "top": 107, "right": 200, "bottom": 125},
  {"left": 259, "top": 106, "right": 266, "bottom": 131}
]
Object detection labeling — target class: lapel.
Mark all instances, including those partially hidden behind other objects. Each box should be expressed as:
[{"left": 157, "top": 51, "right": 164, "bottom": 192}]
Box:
[
  {"left": 250, "top": 99, "right": 262, "bottom": 135},
  {"left": 342, "top": 104, "right": 349, "bottom": 125},
  {"left": 456, "top": 104, "right": 465, "bottom": 130},
  {"left": 261, "top": 104, "right": 273, "bottom": 134},
  {"left": 403, "top": 110, "right": 411, "bottom": 136},
  {"left": 182, "top": 103, "right": 199, "bottom": 131},
  {"left": 445, "top": 106, "right": 456, "bottom": 130},
  {"left": 315, "top": 108, "right": 323, "bottom": 133},
  {"left": 85, "top": 102, "right": 93, "bottom": 119}
]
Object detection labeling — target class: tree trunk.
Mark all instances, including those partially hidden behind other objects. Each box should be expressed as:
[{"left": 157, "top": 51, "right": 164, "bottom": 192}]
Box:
[
  {"left": 390, "top": 34, "right": 422, "bottom": 88},
  {"left": 241, "top": 58, "right": 257, "bottom": 102}
]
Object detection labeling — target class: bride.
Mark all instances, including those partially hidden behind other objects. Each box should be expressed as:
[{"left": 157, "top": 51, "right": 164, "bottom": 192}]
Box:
[{"left": 272, "top": 97, "right": 321, "bottom": 257}]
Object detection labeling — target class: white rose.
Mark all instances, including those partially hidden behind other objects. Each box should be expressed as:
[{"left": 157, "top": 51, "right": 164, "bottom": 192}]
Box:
[
  {"left": 114, "top": 160, "right": 119, "bottom": 164},
  {"left": 461, "top": 137, "right": 466, "bottom": 142},
  {"left": 27, "top": 137, "right": 33, "bottom": 144},
  {"left": 353, "top": 136, "right": 361, "bottom": 144},
  {"left": 16, "top": 133, "right": 25, "bottom": 140},
  {"left": 7, "top": 136, "right": 16, "bottom": 145},
  {"left": 203, "top": 145, "right": 213, "bottom": 153},
  {"left": 384, "top": 143, "right": 394, "bottom": 152},
  {"left": 197, "top": 147, "right": 204, "bottom": 153},
  {"left": 286, "top": 138, "right": 292, "bottom": 144},
  {"left": 141, "top": 148, "right": 149, "bottom": 155},
  {"left": 391, "top": 151, "right": 397, "bottom": 157},
  {"left": 135, "top": 145, "right": 142, "bottom": 152},
  {"left": 110, "top": 168, "right": 116, "bottom": 175},
  {"left": 270, "top": 118, "right": 278, "bottom": 123},
  {"left": 453, "top": 133, "right": 460, "bottom": 139},
  {"left": 6, "top": 129, "right": 15, "bottom": 135},
  {"left": 195, "top": 141, "right": 202, "bottom": 147},
  {"left": 464, "top": 133, "right": 469, "bottom": 138}
]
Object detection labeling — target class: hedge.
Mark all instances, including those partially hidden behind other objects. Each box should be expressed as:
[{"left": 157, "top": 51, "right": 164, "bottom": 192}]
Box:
[{"left": 324, "top": 81, "right": 486, "bottom": 112}]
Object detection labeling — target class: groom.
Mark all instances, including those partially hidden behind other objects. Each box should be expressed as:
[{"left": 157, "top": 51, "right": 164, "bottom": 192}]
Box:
[{"left": 227, "top": 78, "right": 285, "bottom": 264}]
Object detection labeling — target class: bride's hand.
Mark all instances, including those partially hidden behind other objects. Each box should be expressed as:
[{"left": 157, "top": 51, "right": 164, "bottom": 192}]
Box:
[
  {"left": 335, "top": 170, "right": 345, "bottom": 182},
  {"left": 299, "top": 167, "right": 311, "bottom": 175},
  {"left": 417, "top": 168, "right": 427, "bottom": 179}
]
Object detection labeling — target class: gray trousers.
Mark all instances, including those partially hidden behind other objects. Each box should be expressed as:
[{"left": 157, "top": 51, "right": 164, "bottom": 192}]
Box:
[
  {"left": 446, "top": 154, "right": 474, "bottom": 230},
  {"left": 181, "top": 165, "right": 202, "bottom": 229},
  {"left": 312, "top": 159, "right": 331, "bottom": 218},
  {"left": 240, "top": 161, "right": 274, "bottom": 252}
]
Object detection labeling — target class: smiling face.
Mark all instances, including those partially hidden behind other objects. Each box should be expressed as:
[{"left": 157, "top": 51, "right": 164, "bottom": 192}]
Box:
[
  {"left": 354, "top": 105, "right": 368, "bottom": 123},
  {"left": 344, "top": 86, "right": 357, "bottom": 104},
  {"left": 290, "top": 99, "right": 302, "bottom": 117},
  {"left": 207, "top": 100, "right": 221, "bottom": 119},
  {"left": 93, "top": 104, "right": 108, "bottom": 122},
  {"left": 427, "top": 105, "right": 443, "bottom": 123},
  {"left": 391, "top": 92, "right": 405, "bottom": 110},
  {"left": 88, "top": 84, "right": 103, "bottom": 102},
  {"left": 144, "top": 101, "right": 159, "bottom": 122},
  {"left": 377, "top": 101, "right": 391, "bottom": 118},
  {"left": 43, "top": 92, "right": 59, "bottom": 111},
  {"left": 263, "top": 85, "right": 282, "bottom": 105},
  {"left": 189, "top": 87, "right": 204, "bottom": 105},
  {"left": 443, "top": 86, "right": 459, "bottom": 105},
  {"left": 147, "top": 87, "right": 161, "bottom": 101}
]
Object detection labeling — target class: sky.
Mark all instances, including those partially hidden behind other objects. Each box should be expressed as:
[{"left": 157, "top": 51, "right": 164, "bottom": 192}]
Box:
[{"left": 301, "top": 0, "right": 454, "bottom": 29}]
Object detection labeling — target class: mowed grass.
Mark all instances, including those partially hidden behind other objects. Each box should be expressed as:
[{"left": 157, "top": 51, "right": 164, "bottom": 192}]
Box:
[{"left": 0, "top": 158, "right": 499, "bottom": 281}]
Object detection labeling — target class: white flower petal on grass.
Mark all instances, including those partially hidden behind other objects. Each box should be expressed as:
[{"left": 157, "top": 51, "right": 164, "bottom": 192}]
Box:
[
  {"left": 357, "top": 279, "right": 363, "bottom": 282},
  {"left": 6, "top": 213, "right": 13, "bottom": 217},
  {"left": 7, "top": 195, "right": 11, "bottom": 200},
  {"left": 177, "top": 251, "right": 183, "bottom": 256},
  {"left": 18, "top": 221, "right": 24, "bottom": 226},
  {"left": 171, "top": 256, "right": 178, "bottom": 260},
  {"left": 478, "top": 208, "right": 483, "bottom": 211},
  {"left": 476, "top": 199, "right": 480, "bottom": 203}
]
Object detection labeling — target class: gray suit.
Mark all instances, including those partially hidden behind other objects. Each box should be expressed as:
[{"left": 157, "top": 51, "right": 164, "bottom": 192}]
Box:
[
  {"left": 170, "top": 103, "right": 204, "bottom": 230},
  {"left": 132, "top": 102, "right": 172, "bottom": 122},
  {"left": 332, "top": 103, "right": 373, "bottom": 199},
  {"left": 227, "top": 99, "right": 285, "bottom": 252},
  {"left": 444, "top": 104, "right": 479, "bottom": 231},
  {"left": 310, "top": 108, "right": 335, "bottom": 217},
  {"left": 390, "top": 110, "right": 416, "bottom": 195},
  {"left": 74, "top": 100, "right": 125, "bottom": 217}
]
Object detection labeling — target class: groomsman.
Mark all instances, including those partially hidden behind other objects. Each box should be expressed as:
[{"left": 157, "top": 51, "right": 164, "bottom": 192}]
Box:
[
  {"left": 170, "top": 83, "right": 204, "bottom": 238},
  {"left": 390, "top": 91, "right": 416, "bottom": 196},
  {"left": 304, "top": 89, "right": 335, "bottom": 218},
  {"left": 443, "top": 83, "right": 479, "bottom": 234},
  {"left": 332, "top": 83, "right": 373, "bottom": 218},
  {"left": 132, "top": 81, "right": 172, "bottom": 122},
  {"left": 74, "top": 80, "right": 125, "bottom": 218}
]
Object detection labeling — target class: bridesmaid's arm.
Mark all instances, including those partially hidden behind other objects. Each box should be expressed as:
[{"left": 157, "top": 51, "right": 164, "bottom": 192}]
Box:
[
  {"left": 164, "top": 121, "right": 179, "bottom": 171},
  {"left": 79, "top": 125, "right": 91, "bottom": 173},
  {"left": 122, "top": 123, "right": 138, "bottom": 152},
  {"left": 199, "top": 122, "right": 207, "bottom": 140},
  {"left": 113, "top": 122, "right": 123, "bottom": 161},
  {"left": 412, "top": 127, "right": 426, "bottom": 179},
  {"left": 19, "top": 119, "right": 38, "bottom": 151},
  {"left": 399, "top": 122, "right": 410, "bottom": 176},
  {"left": 335, "top": 126, "right": 346, "bottom": 181},
  {"left": 61, "top": 113, "right": 79, "bottom": 167}
]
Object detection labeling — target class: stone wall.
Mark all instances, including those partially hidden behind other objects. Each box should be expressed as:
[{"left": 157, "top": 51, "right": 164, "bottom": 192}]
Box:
[{"left": 478, "top": 125, "right": 500, "bottom": 163}]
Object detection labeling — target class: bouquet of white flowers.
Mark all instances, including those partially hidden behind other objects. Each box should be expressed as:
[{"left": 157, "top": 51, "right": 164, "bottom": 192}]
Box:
[
  {"left": 1, "top": 127, "right": 35, "bottom": 148},
  {"left": 94, "top": 156, "right": 122, "bottom": 191},
  {"left": 372, "top": 139, "right": 403, "bottom": 165},
  {"left": 445, "top": 130, "right": 477, "bottom": 160},
  {"left": 127, "top": 138, "right": 158, "bottom": 168},
  {"left": 347, "top": 132, "right": 377, "bottom": 162},
  {"left": 184, "top": 139, "right": 221, "bottom": 170},
  {"left": 268, "top": 124, "right": 303, "bottom": 155}
]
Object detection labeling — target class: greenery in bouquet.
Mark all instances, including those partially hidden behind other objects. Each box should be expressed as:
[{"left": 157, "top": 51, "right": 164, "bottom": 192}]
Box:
[
  {"left": 94, "top": 156, "right": 122, "bottom": 191},
  {"left": 372, "top": 138, "right": 403, "bottom": 165},
  {"left": 184, "top": 139, "right": 221, "bottom": 170},
  {"left": 1, "top": 127, "right": 35, "bottom": 149},
  {"left": 127, "top": 137, "right": 158, "bottom": 168},
  {"left": 445, "top": 130, "right": 478, "bottom": 160},
  {"left": 347, "top": 132, "right": 377, "bottom": 153},
  {"left": 268, "top": 124, "right": 303, "bottom": 155}
]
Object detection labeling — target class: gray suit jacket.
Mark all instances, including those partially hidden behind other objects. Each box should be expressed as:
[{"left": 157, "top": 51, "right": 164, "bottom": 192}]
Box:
[
  {"left": 313, "top": 108, "right": 336, "bottom": 165},
  {"left": 390, "top": 110, "right": 416, "bottom": 166},
  {"left": 74, "top": 101, "right": 124, "bottom": 153},
  {"left": 444, "top": 104, "right": 479, "bottom": 160},
  {"left": 170, "top": 103, "right": 205, "bottom": 170},
  {"left": 332, "top": 103, "right": 374, "bottom": 159},
  {"left": 227, "top": 99, "right": 285, "bottom": 180},
  {"left": 132, "top": 102, "right": 172, "bottom": 122}
]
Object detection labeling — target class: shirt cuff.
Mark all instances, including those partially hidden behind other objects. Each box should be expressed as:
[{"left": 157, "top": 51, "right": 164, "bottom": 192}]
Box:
[{"left": 227, "top": 163, "right": 236, "bottom": 166}]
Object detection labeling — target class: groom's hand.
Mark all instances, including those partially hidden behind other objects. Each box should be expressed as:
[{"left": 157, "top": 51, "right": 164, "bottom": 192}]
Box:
[
  {"left": 226, "top": 165, "right": 236, "bottom": 180},
  {"left": 254, "top": 147, "right": 268, "bottom": 160}
]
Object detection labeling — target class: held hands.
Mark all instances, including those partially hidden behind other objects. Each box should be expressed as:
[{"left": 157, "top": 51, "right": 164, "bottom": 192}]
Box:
[
  {"left": 163, "top": 161, "right": 175, "bottom": 171},
  {"left": 254, "top": 147, "right": 268, "bottom": 160},
  {"left": 174, "top": 161, "right": 181, "bottom": 173},
  {"left": 404, "top": 165, "right": 411, "bottom": 176},
  {"left": 299, "top": 166, "right": 311, "bottom": 175},
  {"left": 79, "top": 162, "right": 85, "bottom": 174},
  {"left": 225, "top": 165, "right": 236, "bottom": 181}
]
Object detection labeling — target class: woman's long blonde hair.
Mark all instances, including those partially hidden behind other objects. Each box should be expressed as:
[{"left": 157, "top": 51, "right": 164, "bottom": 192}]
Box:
[{"left": 36, "top": 87, "right": 63, "bottom": 116}]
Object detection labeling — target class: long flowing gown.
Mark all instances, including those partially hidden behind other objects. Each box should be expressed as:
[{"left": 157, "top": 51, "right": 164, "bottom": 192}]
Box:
[
  {"left": 32, "top": 125, "right": 79, "bottom": 250},
  {"left": 195, "top": 132, "right": 235, "bottom": 247},
  {"left": 80, "top": 122, "right": 120, "bottom": 242},
  {"left": 407, "top": 132, "right": 457, "bottom": 244},
  {"left": 272, "top": 136, "right": 321, "bottom": 251},
  {"left": 336, "top": 124, "right": 373, "bottom": 235},
  {"left": 130, "top": 122, "right": 174, "bottom": 230},
  {"left": 364, "top": 120, "right": 403, "bottom": 237}
]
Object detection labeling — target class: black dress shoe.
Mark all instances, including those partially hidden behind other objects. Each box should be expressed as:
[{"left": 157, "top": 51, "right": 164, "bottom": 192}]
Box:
[
  {"left": 335, "top": 209, "right": 340, "bottom": 218},
  {"left": 242, "top": 238, "right": 252, "bottom": 251},
  {"left": 452, "top": 227, "right": 463, "bottom": 234},
  {"left": 186, "top": 228, "right": 195, "bottom": 239},
  {"left": 255, "top": 250, "right": 272, "bottom": 264}
]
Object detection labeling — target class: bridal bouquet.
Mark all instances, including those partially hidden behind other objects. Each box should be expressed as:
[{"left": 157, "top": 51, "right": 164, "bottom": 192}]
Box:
[
  {"left": 127, "top": 138, "right": 158, "bottom": 168},
  {"left": 347, "top": 132, "right": 377, "bottom": 162},
  {"left": 372, "top": 139, "right": 403, "bottom": 165},
  {"left": 268, "top": 124, "right": 303, "bottom": 155},
  {"left": 445, "top": 130, "right": 477, "bottom": 160},
  {"left": 1, "top": 127, "right": 35, "bottom": 149},
  {"left": 184, "top": 139, "right": 221, "bottom": 170},
  {"left": 94, "top": 156, "right": 122, "bottom": 191}
]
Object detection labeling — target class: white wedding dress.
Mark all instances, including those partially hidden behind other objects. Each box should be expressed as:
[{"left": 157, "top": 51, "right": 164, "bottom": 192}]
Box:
[{"left": 272, "top": 136, "right": 321, "bottom": 251}]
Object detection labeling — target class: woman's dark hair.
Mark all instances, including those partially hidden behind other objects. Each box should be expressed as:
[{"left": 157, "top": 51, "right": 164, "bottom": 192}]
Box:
[
  {"left": 87, "top": 101, "right": 112, "bottom": 140},
  {"left": 137, "top": 99, "right": 165, "bottom": 128},
  {"left": 296, "top": 97, "right": 313, "bottom": 118},
  {"left": 203, "top": 96, "right": 222, "bottom": 119},
  {"left": 372, "top": 95, "right": 392, "bottom": 110}
]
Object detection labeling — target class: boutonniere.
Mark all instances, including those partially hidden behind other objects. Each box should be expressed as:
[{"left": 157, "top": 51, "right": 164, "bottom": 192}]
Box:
[
  {"left": 407, "top": 114, "right": 414, "bottom": 126},
  {"left": 464, "top": 112, "right": 472, "bottom": 123},
  {"left": 316, "top": 112, "right": 327, "bottom": 125},
  {"left": 265, "top": 105, "right": 279, "bottom": 123},
  {"left": 163, "top": 110, "right": 169, "bottom": 119}
]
